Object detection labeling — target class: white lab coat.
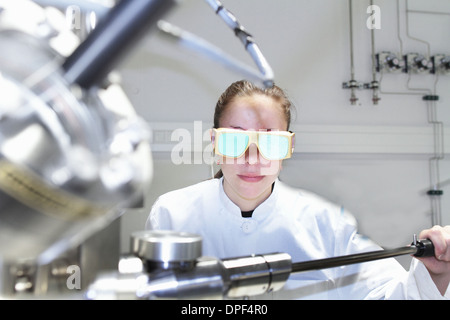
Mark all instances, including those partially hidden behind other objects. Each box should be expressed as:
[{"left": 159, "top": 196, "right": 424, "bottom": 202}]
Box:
[{"left": 146, "top": 178, "right": 449, "bottom": 299}]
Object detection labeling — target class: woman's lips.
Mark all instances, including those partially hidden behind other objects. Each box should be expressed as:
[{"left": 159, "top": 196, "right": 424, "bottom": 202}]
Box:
[{"left": 237, "top": 174, "right": 264, "bottom": 182}]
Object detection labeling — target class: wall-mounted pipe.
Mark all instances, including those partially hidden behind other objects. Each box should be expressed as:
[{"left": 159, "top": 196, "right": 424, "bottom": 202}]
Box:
[
  {"left": 369, "top": 0, "right": 444, "bottom": 226},
  {"left": 346, "top": 0, "right": 359, "bottom": 105},
  {"left": 405, "top": 0, "right": 430, "bottom": 58},
  {"left": 405, "top": 0, "right": 443, "bottom": 226},
  {"left": 342, "top": 0, "right": 363, "bottom": 105},
  {"left": 377, "top": 0, "right": 444, "bottom": 226},
  {"left": 369, "top": 0, "right": 380, "bottom": 105}
]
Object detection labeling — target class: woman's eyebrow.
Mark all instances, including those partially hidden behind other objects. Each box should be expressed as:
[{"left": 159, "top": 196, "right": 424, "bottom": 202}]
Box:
[{"left": 229, "top": 126, "right": 278, "bottom": 131}]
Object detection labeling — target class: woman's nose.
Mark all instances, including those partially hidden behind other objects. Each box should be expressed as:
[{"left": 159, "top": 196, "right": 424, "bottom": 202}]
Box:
[{"left": 246, "top": 143, "right": 260, "bottom": 165}]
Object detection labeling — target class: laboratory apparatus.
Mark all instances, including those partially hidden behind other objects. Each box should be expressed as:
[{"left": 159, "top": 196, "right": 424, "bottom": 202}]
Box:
[{"left": 86, "top": 230, "right": 434, "bottom": 299}]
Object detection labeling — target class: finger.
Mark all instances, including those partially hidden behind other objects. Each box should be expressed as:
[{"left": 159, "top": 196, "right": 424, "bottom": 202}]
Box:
[{"left": 419, "top": 225, "right": 450, "bottom": 261}]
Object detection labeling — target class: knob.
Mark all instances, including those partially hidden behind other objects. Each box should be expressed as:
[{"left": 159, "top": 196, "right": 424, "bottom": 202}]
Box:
[{"left": 130, "top": 230, "right": 202, "bottom": 263}]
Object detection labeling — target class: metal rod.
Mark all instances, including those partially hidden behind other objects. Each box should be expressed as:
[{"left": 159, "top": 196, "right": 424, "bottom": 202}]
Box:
[
  {"left": 204, "top": 0, "right": 274, "bottom": 88},
  {"left": 157, "top": 21, "right": 268, "bottom": 85},
  {"left": 348, "top": 0, "right": 357, "bottom": 105},
  {"left": 369, "top": 0, "right": 380, "bottom": 105},
  {"left": 291, "top": 245, "right": 417, "bottom": 274},
  {"left": 63, "top": 0, "right": 176, "bottom": 89},
  {"left": 348, "top": 0, "right": 355, "bottom": 83}
]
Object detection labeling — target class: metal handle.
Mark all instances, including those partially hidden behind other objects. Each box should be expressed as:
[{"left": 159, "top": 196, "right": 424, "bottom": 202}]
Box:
[
  {"left": 291, "top": 238, "right": 435, "bottom": 274},
  {"left": 204, "top": 0, "right": 274, "bottom": 88},
  {"left": 63, "top": 0, "right": 176, "bottom": 89}
]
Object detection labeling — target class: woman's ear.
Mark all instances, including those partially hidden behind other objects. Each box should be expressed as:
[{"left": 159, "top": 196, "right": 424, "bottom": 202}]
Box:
[
  {"left": 210, "top": 129, "right": 217, "bottom": 153},
  {"left": 210, "top": 128, "right": 215, "bottom": 144}
]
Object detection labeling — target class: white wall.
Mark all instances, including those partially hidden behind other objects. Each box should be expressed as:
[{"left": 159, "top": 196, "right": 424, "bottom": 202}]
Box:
[{"left": 118, "top": 0, "right": 450, "bottom": 267}]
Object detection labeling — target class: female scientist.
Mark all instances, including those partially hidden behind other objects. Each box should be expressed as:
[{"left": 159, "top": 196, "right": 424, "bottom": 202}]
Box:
[{"left": 146, "top": 80, "right": 450, "bottom": 299}]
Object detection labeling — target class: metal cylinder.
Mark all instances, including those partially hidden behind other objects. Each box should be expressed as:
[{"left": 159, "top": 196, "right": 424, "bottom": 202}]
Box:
[
  {"left": 222, "top": 253, "right": 292, "bottom": 298},
  {"left": 63, "top": 0, "right": 176, "bottom": 88},
  {"left": 126, "top": 232, "right": 292, "bottom": 299},
  {"left": 131, "top": 230, "right": 203, "bottom": 272},
  {"left": 143, "top": 258, "right": 226, "bottom": 300},
  {"left": 291, "top": 246, "right": 417, "bottom": 274},
  {"left": 0, "top": 1, "right": 152, "bottom": 267}
]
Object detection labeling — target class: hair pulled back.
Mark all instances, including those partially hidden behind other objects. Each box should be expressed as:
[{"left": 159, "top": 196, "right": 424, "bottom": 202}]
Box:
[{"left": 213, "top": 80, "right": 292, "bottom": 130}]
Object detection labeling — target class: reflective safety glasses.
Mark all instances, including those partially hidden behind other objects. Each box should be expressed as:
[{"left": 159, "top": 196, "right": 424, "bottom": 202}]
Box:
[{"left": 212, "top": 128, "right": 295, "bottom": 160}]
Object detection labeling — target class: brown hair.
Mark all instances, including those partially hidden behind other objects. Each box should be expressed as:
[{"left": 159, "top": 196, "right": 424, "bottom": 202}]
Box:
[{"left": 213, "top": 80, "right": 293, "bottom": 178}]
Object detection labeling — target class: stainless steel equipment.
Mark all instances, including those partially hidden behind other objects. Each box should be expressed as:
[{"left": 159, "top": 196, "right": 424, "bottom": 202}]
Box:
[
  {"left": 85, "top": 230, "right": 434, "bottom": 300},
  {"left": 0, "top": 0, "right": 177, "bottom": 296},
  {"left": 86, "top": 230, "right": 292, "bottom": 300}
]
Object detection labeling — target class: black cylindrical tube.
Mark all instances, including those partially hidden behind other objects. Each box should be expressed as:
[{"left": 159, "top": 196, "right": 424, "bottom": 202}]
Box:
[
  {"left": 63, "top": 0, "right": 176, "bottom": 89},
  {"left": 291, "top": 246, "right": 417, "bottom": 274},
  {"left": 413, "top": 239, "right": 435, "bottom": 257}
]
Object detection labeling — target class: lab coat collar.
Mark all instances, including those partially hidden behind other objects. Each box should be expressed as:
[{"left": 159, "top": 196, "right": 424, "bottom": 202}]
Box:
[{"left": 218, "top": 177, "right": 280, "bottom": 222}]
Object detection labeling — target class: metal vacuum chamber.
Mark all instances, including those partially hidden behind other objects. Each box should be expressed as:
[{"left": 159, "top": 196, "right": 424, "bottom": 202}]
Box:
[{"left": 0, "top": 0, "right": 157, "bottom": 296}]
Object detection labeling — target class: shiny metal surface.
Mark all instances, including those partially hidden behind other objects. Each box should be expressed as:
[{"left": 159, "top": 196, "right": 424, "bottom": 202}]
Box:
[
  {"left": 89, "top": 231, "right": 292, "bottom": 300},
  {"left": 222, "top": 253, "right": 292, "bottom": 298},
  {"left": 85, "top": 270, "right": 151, "bottom": 300},
  {"left": 0, "top": 0, "right": 153, "bottom": 268},
  {"left": 140, "top": 257, "right": 225, "bottom": 300},
  {"left": 87, "top": 251, "right": 293, "bottom": 300},
  {"left": 131, "top": 230, "right": 203, "bottom": 264}
]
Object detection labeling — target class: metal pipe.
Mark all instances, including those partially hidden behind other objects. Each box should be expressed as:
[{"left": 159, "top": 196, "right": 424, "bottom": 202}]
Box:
[
  {"left": 204, "top": 0, "right": 274, "bottom": 88},
  {"left": 348, "top": 0, "right": 355, "bottom": 82},
  {"left": 369, "top": 0, "right": 380, "bottom": 105},
  {"left": 407, "top": 9, "right": 450, "bottom": 16},
  {"left": 345, "top": 0, "right": 358, "bottom": 105},
  {"left": 63, "top": 0, "right": 176, "bottom": 89},
  {"left": 396, "top": 0, "right": 404, "bottom": 56},
  {"left": 427, "top": 83, "right": 444, "bottom": 226},
  {"left": 405, "top": 0, "right": 430, "bottom": 58},
  {"left": 403, "top": 1, "right": 445, "bottom": 226},
  {"left": 349, "top": 0, "right": 357, "bottom": 104},
  {"left": 291, "top": 239, "right": 434, "bottom": 274},
  {"left": 157, "top": 21, "right": 268, "bottom": 85},
  {"left": 292, "top": 246, "right": 414, "bottom": 274},
  {"left": 222, "top": 253, "right": 291, "bottom": 298},
  {"left": 379, "top": 1, "right": 444, "bottom": 226}
]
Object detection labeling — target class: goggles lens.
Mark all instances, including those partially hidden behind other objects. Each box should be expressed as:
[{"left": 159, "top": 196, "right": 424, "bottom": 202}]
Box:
[
  {"left": 214, "top": 129, "right": 294, "bottom": 160},
  {"left": 258, "top": 133, "right": 290, "bottom": 160},
  {"left": 218, "top": 132, "right": 249, "bottom": 158}
]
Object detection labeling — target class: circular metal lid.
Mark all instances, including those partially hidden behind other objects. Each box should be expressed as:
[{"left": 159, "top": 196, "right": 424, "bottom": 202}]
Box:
[{"left": 130, "top": 230, "right": 202, "bottom": 262}]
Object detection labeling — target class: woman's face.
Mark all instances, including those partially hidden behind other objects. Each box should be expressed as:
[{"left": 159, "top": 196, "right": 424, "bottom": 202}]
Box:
[{"left": 217, "top": 94, "right": 288, "bottom": 209}]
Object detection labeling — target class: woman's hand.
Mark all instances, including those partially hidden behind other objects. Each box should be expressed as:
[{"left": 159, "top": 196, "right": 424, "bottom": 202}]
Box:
[{"left": 417, "top": 225, "right": 450, "bottom": 295}]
